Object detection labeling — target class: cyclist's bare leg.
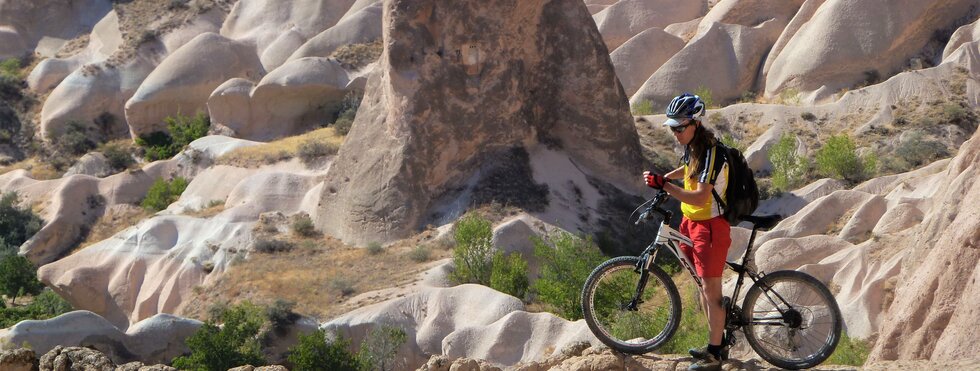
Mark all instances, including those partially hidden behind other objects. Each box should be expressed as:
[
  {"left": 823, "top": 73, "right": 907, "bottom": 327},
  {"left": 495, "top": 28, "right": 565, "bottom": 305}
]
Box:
[{"left": 702, "top": 277, "right": 725, "bottom": 345}]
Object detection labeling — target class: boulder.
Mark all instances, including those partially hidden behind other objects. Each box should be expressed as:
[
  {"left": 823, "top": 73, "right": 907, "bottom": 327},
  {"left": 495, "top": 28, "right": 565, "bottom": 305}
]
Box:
[
  {"left": 1, "top": 311, "right": 201, "bottom": 365},
  {"left": 700, "top": 0, "right": 806, "bottom": 27},
  {"left": 0, "top": 0, "right": 112, "bottom": 59},
  {"left": 764, "top": 0, "right": 977, "bottom": 97},
  {"left": 0, "top": 348, "right": 36, "bottom": 371},
  {"left": 248, "top": 57, "right": 353, "bottom": 140},
  {"left": 442, "top": 312, "right": 599, "bottom": 366},
  {"left": 631, "top": 19, "right": 783, "bottom": 109},
  {"left": 323, "top": 284, "right": 524, "bottom": 370},
  {"left": 207, "top": 78, "right": 257, "bottom": 136},
  {"left": 592, "top": 0, "right": 706, "bottom": 51},
  {"left": 942, "top": 18, "right": 980, "bottom": 60},
  {"left": 609, "top": 28, "right": 685, "bottom": 96},
  {"left": 26, "top": 10, "right": 122, "bottom": 93},
  {"left": 38, "top": 345, "right": 114, "bottom": 371},
  {"left": 220, "top": 0, "right": 356, "bottom": 62},
  {"left": 315, "top": 0, "right": 645, "bottom": 245},
  {"left": 124, "top": 33, "right": 264, "bottom": 137},
  {"left": 285, "top": 3, "right": 383, "bottom": 62}
]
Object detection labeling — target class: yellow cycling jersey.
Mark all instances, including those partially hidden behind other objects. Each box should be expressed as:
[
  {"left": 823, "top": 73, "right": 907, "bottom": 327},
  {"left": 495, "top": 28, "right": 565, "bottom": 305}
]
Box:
[{"left": 681, "top": 145, "right": 729, "bottom": 221}]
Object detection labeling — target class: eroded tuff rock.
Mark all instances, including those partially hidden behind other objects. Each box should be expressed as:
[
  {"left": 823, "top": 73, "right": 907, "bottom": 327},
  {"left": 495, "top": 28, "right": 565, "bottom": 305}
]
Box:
[
  {"left": 315, "top": 0, "right": 644, "bottom": 245},
  {"left": 0, "top": 0, "right": 112, "bottom": 58}
]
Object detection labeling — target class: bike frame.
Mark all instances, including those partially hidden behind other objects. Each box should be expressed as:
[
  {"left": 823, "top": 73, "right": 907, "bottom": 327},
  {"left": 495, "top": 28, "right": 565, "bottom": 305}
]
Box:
[{"left": 634, "top": 192, "right": 798, "bottom": 329}]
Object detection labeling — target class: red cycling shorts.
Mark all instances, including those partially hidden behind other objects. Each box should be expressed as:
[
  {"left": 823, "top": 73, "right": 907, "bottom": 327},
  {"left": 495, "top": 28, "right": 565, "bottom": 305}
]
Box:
[{"left": 678, "top": 216, "right": 732, "bottom": 278}]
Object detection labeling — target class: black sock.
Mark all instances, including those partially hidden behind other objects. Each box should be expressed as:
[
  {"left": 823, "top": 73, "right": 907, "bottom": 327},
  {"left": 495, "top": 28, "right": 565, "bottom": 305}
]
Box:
[{"left": 707, "top": 343, "right": 723, "bottom": 359}]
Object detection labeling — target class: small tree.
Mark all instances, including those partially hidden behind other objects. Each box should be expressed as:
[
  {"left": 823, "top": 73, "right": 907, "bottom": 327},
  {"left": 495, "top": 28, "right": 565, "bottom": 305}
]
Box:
[
  {"left": 287, "top": 329, "right": 360, "bottom": 371},
  {"left": 0, "top": 192, "right": 44, "bottom": 254},
  {"left": 768, "top": 133, "right": 808, "bottom": 193},
  {"left": 141, "top": 177, "right": 189, "bottom": 211},
  {"left": 449, "top": 214, "right": 494, "bottom": 285},
  {"left": 815, "top": 134, "right": 870, "bottom": 183},
  {"left": 0, "top": 254, "right": 44, "bottom": 305},
  {"left": 357, "top": 325, "right": 407, "bottom": 371},
  {"left": 532, "top": 232, "right": 607, "bottom": 320},
  {"left": 489, "top": 251, "right": 529, "bottom": 299},
  {"left": 171, "top": 301, "right": 266, "bottom": 371}
]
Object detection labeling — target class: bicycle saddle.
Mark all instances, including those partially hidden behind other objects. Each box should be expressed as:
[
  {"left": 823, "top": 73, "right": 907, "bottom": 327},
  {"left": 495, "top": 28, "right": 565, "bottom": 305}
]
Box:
[{"left": 741, "top": 214, "right": 782, "bottom": 230}]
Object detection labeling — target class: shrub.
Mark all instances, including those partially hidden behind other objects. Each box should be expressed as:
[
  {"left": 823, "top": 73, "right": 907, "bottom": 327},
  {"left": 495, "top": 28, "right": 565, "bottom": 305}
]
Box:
[
  {"left": 291, "top": 214, "right": 317, "bottom": 237},
  {"left": 815, "top": 135, "right": 871, "bottom": 183},
  {"left": 366, "top": 242, "right": 384, "bottom": 255},
  {"left": 266, "top": 299, "right": 297, "bottom": 331},
  {"left": 449, "top": 214, "right": 494, "bottom": 285},
  {"left": 532, "top": 231, "right": 607, "bottom": 320},
  {"left": 357, "top": 325, "right": 407, "bottom": 371},
  {"left": 287, "top": 329, "right": 360, "bottom": 371},
  {"left": 297, "top": 139, "right": 338, "bottom": 165},
  {"left": 694, "top": 85, "right": 714, "bottom": 108},
  {"left": 0, "top": 254, "right": 44, "bottom": 305},
  {"left": 408, "top": 245, "right": 431, "bottom": 263},
  {"left": 140, "top": 177, "right": 189, "bottom": 211},
  {"left": 779, "top": 88, "right": 801, "bottom": 105},
  {"left": 0, "top": 58, "right": 20, "bottom": 78},
  {"left": 801, "top": 112, "right": 817, "bottom": 121},
  {"left": 768, "top": 133, "right": 808, "bottom": 193},
  {"left": 0, "top": 289, "right": 73, "bottom": 328},
  {"left": 719, "top": 134, "right": 745, "bottom": 152},
  {"left": 656, "top": 285, "right": 708, "bottom": 354},
  {"left": 630, "top": 100, "right": 654, "bottom": 116},
  {"left": 882, "top": 131, "right": 949, "bottom": 173},
  {"left": 253, "top": 238, "right": 294, "bottom": 253},
  {"left": 0, "top": 192, "right": 44, "bottom": 254},
  {"left": 172, "top": 302, "right": 267, "bottom": 371},
  {"left": 136, "top": 112, "right": 210, "bottom": 161},
  {"left": 102, "top": 143, "right": 135, "bottom": 171},
  {"left": 331, "top": 278, "right": 355, "bottom": 296},
  {"left": 827, "top": 331, "right": 870, "bottom": 366},
  {"left": 331, "top": 92, "right": 362, "bottom": 136},
  {"left": 489, "top": 251, "right": 529, "bottom": 300},
  {"left": 52, "top": 121, "right": 97, "bottom": 156}
]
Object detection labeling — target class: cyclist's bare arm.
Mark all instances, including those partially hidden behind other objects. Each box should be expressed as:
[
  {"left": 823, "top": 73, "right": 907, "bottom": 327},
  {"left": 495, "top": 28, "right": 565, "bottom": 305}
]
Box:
[
  {"left": 664, "top": 166, "right": 684, "bottom": 180},
  {"left": 663, "top": 180, "right": 714, "bottom": 206}
]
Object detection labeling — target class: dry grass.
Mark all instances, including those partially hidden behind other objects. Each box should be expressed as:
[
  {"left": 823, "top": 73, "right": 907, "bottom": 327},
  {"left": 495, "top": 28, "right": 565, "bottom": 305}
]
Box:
[
  {"left": 216, "top": 127, "right": 344, "bottom": 168},
  {"left": 331, "top": 40, "right": 384, "bottom": 70},
  {"left": 179, "top": 229, "right": 453, "bottom": 322},
  {"left": 184, "top": 200, "right": 226, "bottom": 218},
  {"left": 105, "top": 0, "right": 236, "bottom": 67},
  {"left": 0, "top": 157, "right": 63, "bottom": 180}
]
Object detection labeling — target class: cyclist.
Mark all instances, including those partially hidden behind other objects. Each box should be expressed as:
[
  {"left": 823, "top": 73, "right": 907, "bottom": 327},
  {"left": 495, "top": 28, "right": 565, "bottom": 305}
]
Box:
[{"left": 643, "top": 93, "right": 730, "bottom": 371}]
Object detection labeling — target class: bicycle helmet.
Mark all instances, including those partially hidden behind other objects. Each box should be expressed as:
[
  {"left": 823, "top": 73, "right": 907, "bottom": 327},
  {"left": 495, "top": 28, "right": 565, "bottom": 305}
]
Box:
[{"left": 663, "top": 93, "right": 705, "bottom": 128}]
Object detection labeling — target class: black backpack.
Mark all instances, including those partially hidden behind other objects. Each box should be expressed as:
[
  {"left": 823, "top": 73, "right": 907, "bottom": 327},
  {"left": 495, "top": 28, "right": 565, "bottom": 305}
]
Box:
[{"left": 711, "top": 144, "right": 759, "bottom": 224}]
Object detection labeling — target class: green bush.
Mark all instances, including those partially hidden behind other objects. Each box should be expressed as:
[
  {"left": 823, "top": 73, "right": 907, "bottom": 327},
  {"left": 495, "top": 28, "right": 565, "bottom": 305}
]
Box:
[
  {"left": 719, "top": 134, "right": 745, "bottom": 152},
  {"left": 656, "top": 286, "right": 709, "bottom": 354},
  {"left": 357, "top": 325, "right": 407, "bottom": 371},
  {"left": 332, "top": 93, "right": 361, "bottom": 136},
  {"left": 253, "top": 238, "right": 294, "bottom": 253},
  {"left": 136, "top": 112, "right": 210, "bottom": 161},
  {"left": 0, "top": 254, "right": 44, "bottom": 305},
  {"left": 630, "top": 100, "right": 654, "bottom": 116},
  {"left": 141, "top": 177, "right": 189, "bottom": 211},
  {"left": 366, "top": 242, "right": 383, "bottom": 255},
  {"left": 102, "top": 143, "right": 135, "bottom": 171},
  {"left": 291, "top": 214, "right": 317, "bottom": 237},
  {"left": 826, "top": 332, "right": 870, "bottom": 366},
  {"left": 51, "top": 121, "right": 97, "bottom": 156},
  {"left": 449, "top": 214, "right": 494, "bottom": 285},
  {"left": 287, "top": 329, "right": 360, "bottom": 371},
  {"left": 172, "top": 302, "right": 267, "bottom": 371},
  {"left": 694, "top": 85, "right": 714, "bottom": 108},
  {"left": 801, "top": 112, "right": 817, "bottom": 121},
  {"left": 489, "top": 251, "right": 529, "bottom": 300},
  {"left": 882, "top": 132, "right": 949, "bottom": 173},
  {"left": 0, "top": 289, "right": 73, "bottom": 328},
  {"left": 815, "top": 135, "right": 873, "bottom": 183},
  {"left": 768, "top": 133, "right": 808, "bottom": 193},
  {"left": 532, "top": 231, "right": 607, "bottom": 320},
  {"left": 266, "top": 299, "right": 298, "bottom": 331},
  {"left": 0, "top": 58, "right": 20, "bottom": 79},
  {"left": 408, "top": 245, "right": 431, "bottom": 262},
  {"left": 0, "top": 192, "right": 44, "bottom": 254},
  {"left": 297, "top": 139, "right": 339, "bottom": 165}
]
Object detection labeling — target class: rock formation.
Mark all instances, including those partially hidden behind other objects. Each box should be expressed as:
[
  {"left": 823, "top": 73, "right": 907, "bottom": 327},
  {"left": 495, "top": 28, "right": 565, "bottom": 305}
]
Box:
[
  {"left": 315, "top": 0, "right": 645, "bottom": 246},
  {"left": 0, "top": 0, "right": 112, "bottom": 58}
]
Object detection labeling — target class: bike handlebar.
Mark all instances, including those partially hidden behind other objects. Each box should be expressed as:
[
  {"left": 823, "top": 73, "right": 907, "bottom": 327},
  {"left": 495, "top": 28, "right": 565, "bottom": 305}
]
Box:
[{"left": 634, "top": 189, "right": 671, "bottom": 225}]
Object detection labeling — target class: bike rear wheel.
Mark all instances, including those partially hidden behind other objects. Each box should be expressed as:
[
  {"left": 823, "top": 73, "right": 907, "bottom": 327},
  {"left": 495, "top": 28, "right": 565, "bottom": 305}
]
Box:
[
  {"left": 741, "top": 270, "right": 842, "bottom": 369},
  {"left": 581, "top": 256, "right": 681, "bottom": 354}
]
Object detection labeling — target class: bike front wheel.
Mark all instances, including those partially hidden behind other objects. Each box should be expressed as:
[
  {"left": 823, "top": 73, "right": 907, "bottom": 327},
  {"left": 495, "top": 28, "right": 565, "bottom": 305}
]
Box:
[
  {"left": 581, "top": 256, "right": 681, "bottom": 354},
  {"left": 741, "top": 270, "right": 843, "bottom": 369}
]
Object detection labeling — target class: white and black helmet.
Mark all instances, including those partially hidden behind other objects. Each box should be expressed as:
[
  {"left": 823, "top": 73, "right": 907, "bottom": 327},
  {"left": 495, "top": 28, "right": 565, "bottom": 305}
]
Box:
[{"left": 663, "top": 93, "right": 705, "bottom": 128}]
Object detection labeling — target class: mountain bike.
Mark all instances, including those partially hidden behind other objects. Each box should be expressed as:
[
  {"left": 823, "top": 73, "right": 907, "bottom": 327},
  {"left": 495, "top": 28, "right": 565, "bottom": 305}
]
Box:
[{"left": 580, "top": 189, "right": 842, "bottom": 369}]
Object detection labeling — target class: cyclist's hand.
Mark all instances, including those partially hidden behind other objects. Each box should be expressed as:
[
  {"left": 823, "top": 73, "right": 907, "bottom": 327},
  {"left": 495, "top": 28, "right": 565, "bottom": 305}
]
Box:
[{"left": 643, "top": 171, "right": 666, "bottom": 189}]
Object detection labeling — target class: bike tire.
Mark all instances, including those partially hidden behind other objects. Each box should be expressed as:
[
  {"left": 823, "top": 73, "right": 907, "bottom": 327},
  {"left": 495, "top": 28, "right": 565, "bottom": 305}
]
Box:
[
  {"left": 581, "top": 256, "right": 681, "bottom": 354},
  {"left": 741, "top": 270, "right": 842, "bottom": 369}
]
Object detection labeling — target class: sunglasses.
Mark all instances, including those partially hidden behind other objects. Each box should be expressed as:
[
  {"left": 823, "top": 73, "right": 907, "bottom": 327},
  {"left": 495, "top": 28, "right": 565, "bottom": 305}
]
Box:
[{"left": 670, "top": 120, "right": 693, "bottom": 133}]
